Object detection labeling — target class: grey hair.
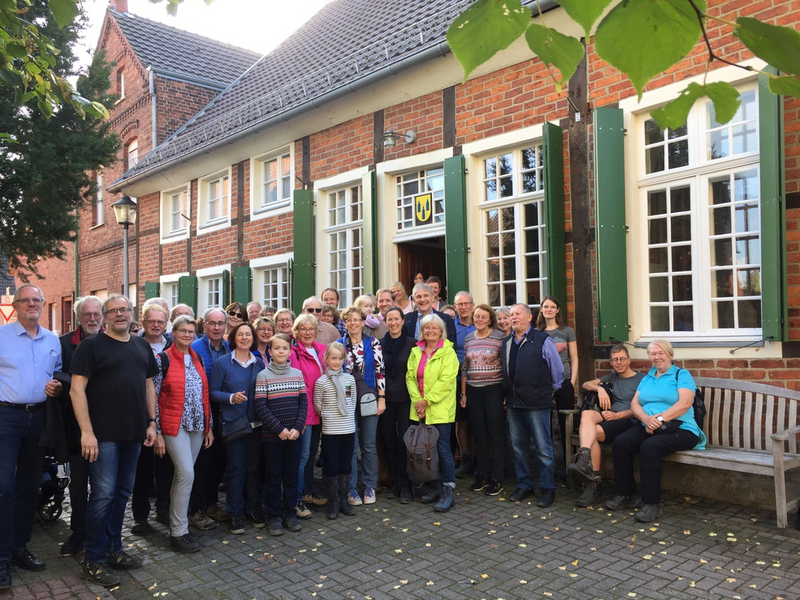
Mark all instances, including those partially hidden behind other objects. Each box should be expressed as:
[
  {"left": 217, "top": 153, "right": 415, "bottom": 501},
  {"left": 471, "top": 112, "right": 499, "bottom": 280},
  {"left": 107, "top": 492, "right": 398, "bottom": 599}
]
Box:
[
  {"left": 170, "top": 303, "right": 194, "bottom": 320},
  {"left": 412, "top": 283, "right": 433, "bottom": 297},
  {"left": 74, "top": 295, "right": 103, "bottom": 317},
  {"left": 203, "top": 307, "right": 227, "bottom": 322},
  {"left": 13, "top": 284, "right": 44, "bottom": 303},
  {"left": 103, "top": 293, "right": 132, "bottom": 313},
  {"left": 171, "top": 314, "right": 197, "bottom": 333},
  {"left": 302, "top": 296, "right": 322, "bottom": 308},
  {"left": 454, "top": 291, "right": 473, "bottom": 303},
  {"left": 511, "top": 303, "right": 532, "bottom": 315},
  {"left": 418, "top": 313, "right": 447, "bottom": 341},
  {"left": 142, "top": 303, "right": 169, "bottom": 321},
  {"left": 143, "top": 297, "right": 169, "bottom": 312},
  {"left": 496, "top": 306, "right": 512, "bottom": 317},
  {"left": 292, "top": 313, "right": 319, "bottom": 336}
]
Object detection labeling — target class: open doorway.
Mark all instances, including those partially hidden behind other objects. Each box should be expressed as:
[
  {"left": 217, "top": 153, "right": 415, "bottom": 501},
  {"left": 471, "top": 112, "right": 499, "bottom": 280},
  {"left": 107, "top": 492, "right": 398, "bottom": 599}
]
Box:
[{"left": 397, "top": 238, "right": 448, "bottom": 302}]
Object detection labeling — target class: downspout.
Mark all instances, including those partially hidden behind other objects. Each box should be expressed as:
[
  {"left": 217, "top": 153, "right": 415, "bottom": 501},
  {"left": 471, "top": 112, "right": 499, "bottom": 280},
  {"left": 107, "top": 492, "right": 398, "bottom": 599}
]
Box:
[
  {"left": 149, "top": 68, "right": 157, "bottom": 147},
  {"left": 74, "top": 232, "right": 79, "bottom": 298}
]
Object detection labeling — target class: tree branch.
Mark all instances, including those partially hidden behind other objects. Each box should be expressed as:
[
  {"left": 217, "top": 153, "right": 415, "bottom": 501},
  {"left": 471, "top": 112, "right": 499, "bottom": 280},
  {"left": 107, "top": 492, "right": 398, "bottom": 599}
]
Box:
[{"left": 687, "top": 0, "right": 754, "bottom": 72}]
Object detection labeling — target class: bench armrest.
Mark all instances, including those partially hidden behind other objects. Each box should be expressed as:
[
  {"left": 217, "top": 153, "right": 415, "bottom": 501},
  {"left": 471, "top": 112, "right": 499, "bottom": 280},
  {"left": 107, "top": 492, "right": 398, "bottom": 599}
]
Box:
[{"left": 771, "top": 425, "right": 800, "bottom": 442}]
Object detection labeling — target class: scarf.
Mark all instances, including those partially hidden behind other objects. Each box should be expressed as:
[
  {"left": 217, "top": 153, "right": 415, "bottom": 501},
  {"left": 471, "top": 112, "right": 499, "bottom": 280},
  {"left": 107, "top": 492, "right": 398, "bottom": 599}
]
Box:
[
  {"left": 365, "top": 313, "right": 382, "bottom": 329},
  {"left": 268, "top": 359, "right": 291, "bottom": 376},
  {"left": 326, "top": 367, "right": 348, "bottom": 416},
  {"left": 381, "top": 330, "right": 407, "bottom": 377}
]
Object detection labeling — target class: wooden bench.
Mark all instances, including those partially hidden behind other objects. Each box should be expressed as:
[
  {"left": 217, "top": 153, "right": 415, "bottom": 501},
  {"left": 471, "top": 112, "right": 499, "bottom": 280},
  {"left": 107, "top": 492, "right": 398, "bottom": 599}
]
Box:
[{"left": 563, "top": 377, "right": 800, "bottom": 528}]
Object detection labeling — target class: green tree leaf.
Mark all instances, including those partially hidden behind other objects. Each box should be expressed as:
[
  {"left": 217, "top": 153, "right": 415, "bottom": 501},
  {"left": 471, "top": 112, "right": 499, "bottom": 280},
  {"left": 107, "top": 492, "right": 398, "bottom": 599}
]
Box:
[
  {"left": 48, "top": 0, "right": 79, "bottom": 29},
  {"left": 525, "top": 24, "right": 583, "bottom": 92},
  {"left": 704, "top": 81, "right": 741, "bottom": 124},
  {"left": 650, "top": 81, "right": 741, "bottom": 130},
  {"left": 0, "top": 66, "right": 23, "bottom": 87},
  {"left": 735, "top": 17, "right": 800, "bottom": 78},
  {"left": 446, "top": 0, "right": 531, "bottom": 81},
  {"left": 557, "top": 0, "right": 613, "bottom": 38},
  {"left": 595, "top": 0, "right": 705, "bottom": 99},
  {"left": 769, "top": 74, "right": 800, "bottom": 98}
]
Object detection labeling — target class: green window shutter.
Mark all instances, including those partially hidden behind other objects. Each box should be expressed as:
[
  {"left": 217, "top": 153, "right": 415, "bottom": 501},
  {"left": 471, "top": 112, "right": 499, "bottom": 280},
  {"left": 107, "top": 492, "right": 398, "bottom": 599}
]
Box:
[
  {"left": 444, "top": 155, "right": 469, "bottom": 295},
  {"left": 759, "top": 69, "right": 786, "bottom": 341},
  {"left": 292, "top": 190, "right": 314, "bottom": 314},
  {"left": 362, "top": 170, "right": 378, "bottom": 293},
  {"left": 144, "top": 281, "right": 160, "bottom": 301},
  {"left": 178, "top": 276, "right": 197, "bottom": 315},
  {"left": 221, "top": 269, "right": 230, "bottom": 308},
  {"left": 233, "top": 266, "right": 252, "bottom": 306},
  {"left": 594, "top": 107, "right": 629, "bottom": 342},
  {"left": 544, "top": 122, "right": 566, "bottom": 305}
]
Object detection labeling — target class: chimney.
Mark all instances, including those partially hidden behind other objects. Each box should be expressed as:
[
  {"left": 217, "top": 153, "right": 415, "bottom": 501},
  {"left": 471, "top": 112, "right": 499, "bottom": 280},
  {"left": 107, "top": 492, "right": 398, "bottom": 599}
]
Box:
[{"left": 110, "top": 0, "right": 128, "bottom": 13}]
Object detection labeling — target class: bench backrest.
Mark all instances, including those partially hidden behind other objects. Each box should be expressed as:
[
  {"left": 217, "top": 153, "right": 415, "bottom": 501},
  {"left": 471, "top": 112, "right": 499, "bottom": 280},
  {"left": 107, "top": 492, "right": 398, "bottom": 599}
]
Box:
[{"left": 694, "top": 377, "right": 800, "bottom": 452}]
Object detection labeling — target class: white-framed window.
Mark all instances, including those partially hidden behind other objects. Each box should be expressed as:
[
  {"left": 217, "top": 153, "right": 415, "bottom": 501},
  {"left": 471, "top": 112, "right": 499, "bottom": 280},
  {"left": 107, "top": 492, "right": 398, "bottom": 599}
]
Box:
[
  {"left": 128, "top": 283, "right": 137, "bottom": 309},
  {"left": 198, "top": 170, "right": 231, "bottom": 232},
  {"left": 167, "top": 282, "right": 179, "bottom": 308},
  {"left": 326, "top": 184, "right": 363, "bottom": 306},
  {"left": 638, "top": 86, "right": 761, "bottom": 339},
  {"left": 395, "top": 167, "right": 444, "bottom": 231},
  {"left": 260, "top": 266, "right": 289, "bottom": 309},
  {"left": 127, "top": 139, "right": 138, "bottom": 170},
  {"left": 93, "top": 172, "right": 104, "bottom": 227},
  {"left": 196, "top": 265, "right": 230, "bottom": 316},
  {"left": 480, "top": 144, "right": 546, "bottom": 308},
  {"left": 205, "top": 277, "right": 222, "bottom": 310},
  {"left": 160, "top": 186, "right": 190, "bottom": 242},
  {"left": 117, "top": 69, "right": 125, "bottom": 100},
  {"left": 251, "top": 147, "right": 292, "bottom": 218}
]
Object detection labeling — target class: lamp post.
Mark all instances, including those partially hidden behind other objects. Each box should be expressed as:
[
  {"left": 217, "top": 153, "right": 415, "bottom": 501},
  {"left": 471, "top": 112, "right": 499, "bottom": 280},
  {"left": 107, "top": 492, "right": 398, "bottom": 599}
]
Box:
[{"left": 112, "top": 195, "right": 138, "bottom": 301}]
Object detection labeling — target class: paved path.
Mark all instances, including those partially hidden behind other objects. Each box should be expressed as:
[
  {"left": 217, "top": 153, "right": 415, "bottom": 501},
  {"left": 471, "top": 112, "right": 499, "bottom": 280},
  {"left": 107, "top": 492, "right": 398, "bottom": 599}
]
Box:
[{"left": 4, "top": 480, "right": 800, "bottom": 600}]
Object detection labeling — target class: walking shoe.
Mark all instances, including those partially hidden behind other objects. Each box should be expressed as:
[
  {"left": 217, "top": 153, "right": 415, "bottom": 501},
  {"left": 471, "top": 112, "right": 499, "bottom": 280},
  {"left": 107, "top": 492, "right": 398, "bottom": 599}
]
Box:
[
  {"left": 567, "top": 449, "right": 594, "bottom": 484},
  {"left": 470, "top": 476, "right": 488, "bottom": 492},
  {"left": 635, "top": 503, "right": 663, "bottom": 523},
  {"left": 229, "top": 515, "right": 245, "bottom": 534},
  {"left": 295, "top": 501, "right": 312, "bottom": 519},
  {"left": 363, "top": 487, "right": 377, "bottom": 504},
  {"left": 131, "top": 520, "right": 150, "bottom": 535},
  {"left": 282, "top": 516, "right": 302, "bottom": 533},
  {"left": 303, "top": 493, "right": 327, "bottom": 506},
  {"left": 606, "top": 494, "right": 643, "bottom": 511},
  {"left": 399, "top": 488, "right": 413, "bottom": 504},
  {"left": 106, "top": 551, "right": 143, "bottom": 570},
  {"left": 434, "top": 484, "right": 455, "bottom": 512},
  {"left": 268, "top": 518, "right": 284, "bottom": 536},
  {"left": 421, "top": 481, "right": 441, "bottom": 504},
  {"left": 455, "top": 453, "right": 473, "bottom": 478},
  {"left": 347, "top": 490, "right": 363, "bottom": 506},
  {"left": 11, "top": 547, "right": 45, "bottom": 571},
  {"left": 205, "top": 504, "right": 228, "bottom": 522},
  {"left": 82, "top": 562, "right": 121, "bottom": 587},
  {"left": 576, "top": 480, "right": 604, "bottom": 507},
  {"left": 170, "top": 533, "right": 201, "bottom": 554},
  {"left": 537, "top": 489, "right": 556, "bottom": 508},
  {"left": 245, "top": 511, "right": 266, "bottom": 528},
  {"left": 485, "top": 481, "right": 504, "bottom": 496},
  {"left": 60, "top": 531, "right": 85, "bottom": 556},
  {"left": 509, "top": 487, "right": 535, "bottom": 503},
  {"left": 385, "top": 485, "right": 400, "bottom": 499},
  {"left": 0, "top": 561, "right": 10, "bottom": 590},
  {"left": 189, "top": 510, "right": 217, "bottom": 531}
]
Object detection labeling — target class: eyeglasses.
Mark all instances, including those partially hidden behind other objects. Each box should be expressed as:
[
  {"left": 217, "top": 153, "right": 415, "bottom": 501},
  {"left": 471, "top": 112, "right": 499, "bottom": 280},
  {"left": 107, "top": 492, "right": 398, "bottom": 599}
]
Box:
[
  {"left": 305, "top": 308, "right": 322, "bottom": 314},
  {"left": 16, "top": 297, "right": 44, "bottom": 305},
  {"left": 455, "top": 302, "right": 473, "bottom": 308},
  {"left": 206, "top": 321, "right": 226, "bottom": 328},
  {"left": 609, "top": 357, "right": 629, "bottom": 364},
  {"left": 105, "top": 307, "right": 132, "bottom": 316},
  {"left": 144, "top": 319, "right": 167, "bottom": 326},
  {"left": 297, "top": 327, "right": 316, "bottom": 333},
  {"left": 227, "top": 311, "right": 245, "bottom": 319},
  {"left": 81, "top": 313, "right": 102, "bottom": 320},
  {"left": 175, "top": 329, "right": 195, "bottom": 335}
]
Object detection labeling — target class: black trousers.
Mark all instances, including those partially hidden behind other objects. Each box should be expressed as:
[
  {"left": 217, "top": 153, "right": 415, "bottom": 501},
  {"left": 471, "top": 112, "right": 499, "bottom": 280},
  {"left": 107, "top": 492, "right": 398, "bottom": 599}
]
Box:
[
  {"left": 321, "top": 433, "right": 355, "bottom": 477},
  {"left": 553, "top": 380, "right": 575, "bottom": 470},
  {"left": 612, "top": 424, "right": 698, "bottom": 504},
  {"left": 378, "top": 401, "right": 411, "bottom": 491},
  {"left": 68, "top": 452, "right": 90, "bottom": 532},
  {"left": 466, "top": 383, "right": 506, "bottom": 483},
  {"left": 131, "top": 445, "right": 174, "bottom": 522},
  {"left": 190, "top": 403, "right": 227, "bottom": 513}
]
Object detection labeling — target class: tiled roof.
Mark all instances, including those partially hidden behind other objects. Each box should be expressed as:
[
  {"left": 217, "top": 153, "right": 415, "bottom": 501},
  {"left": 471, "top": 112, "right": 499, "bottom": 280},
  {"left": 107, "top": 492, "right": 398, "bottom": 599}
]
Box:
[
  {"left": 111, "top": 9, "right": 262, "bottom": 88},
  {"left": 118, "top": 0, "right": 475, "bottom": 183}
]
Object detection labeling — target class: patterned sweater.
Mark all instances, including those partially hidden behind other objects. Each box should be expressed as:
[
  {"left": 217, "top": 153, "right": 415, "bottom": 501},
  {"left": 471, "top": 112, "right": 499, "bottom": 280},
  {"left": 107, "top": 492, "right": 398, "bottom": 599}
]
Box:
[{"left": 254, "top": 360, "right": 307, "bottom": 439}]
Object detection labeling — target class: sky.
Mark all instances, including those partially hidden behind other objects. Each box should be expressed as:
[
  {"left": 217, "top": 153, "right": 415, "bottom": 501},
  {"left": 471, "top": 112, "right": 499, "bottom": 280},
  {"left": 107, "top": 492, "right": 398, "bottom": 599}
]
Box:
[{"left": 76, "top": 0, "right": 335, "bottom": 69}]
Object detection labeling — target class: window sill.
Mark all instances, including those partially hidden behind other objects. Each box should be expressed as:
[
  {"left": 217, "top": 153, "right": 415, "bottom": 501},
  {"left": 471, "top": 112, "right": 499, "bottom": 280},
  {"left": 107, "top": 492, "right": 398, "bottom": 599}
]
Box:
[
  {"left": 89, "top": 223, "right": 104, "bottom": 230},
  {"left": 633, "top": 336, "right": 766, "bottom": 349}
]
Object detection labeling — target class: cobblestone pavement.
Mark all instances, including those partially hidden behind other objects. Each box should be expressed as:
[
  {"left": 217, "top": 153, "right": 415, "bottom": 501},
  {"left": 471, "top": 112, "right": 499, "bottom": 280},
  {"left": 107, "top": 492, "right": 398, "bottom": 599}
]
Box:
[{"left": 4, "top": 478, "right": 800, "bottom": 600}]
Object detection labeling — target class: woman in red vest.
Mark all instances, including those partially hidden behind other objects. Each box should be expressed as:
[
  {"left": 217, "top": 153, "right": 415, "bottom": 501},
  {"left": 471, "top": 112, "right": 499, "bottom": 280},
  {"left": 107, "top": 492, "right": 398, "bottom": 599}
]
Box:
[{"left": 154, "top": 315, "right": 213, "bottom": 554}]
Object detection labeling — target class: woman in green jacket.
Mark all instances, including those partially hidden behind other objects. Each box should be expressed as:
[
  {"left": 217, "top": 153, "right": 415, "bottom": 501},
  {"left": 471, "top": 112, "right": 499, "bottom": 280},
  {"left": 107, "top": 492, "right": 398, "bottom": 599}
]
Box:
[{"left": 406, "top": 313, "right": 459, "bottom": 512}]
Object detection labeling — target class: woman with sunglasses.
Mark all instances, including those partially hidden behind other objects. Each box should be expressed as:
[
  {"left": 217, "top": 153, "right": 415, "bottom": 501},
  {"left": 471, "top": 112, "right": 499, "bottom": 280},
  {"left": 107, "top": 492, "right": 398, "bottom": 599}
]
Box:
[{"left": 225, "top": 302, "right": 248, "bottom": 341}]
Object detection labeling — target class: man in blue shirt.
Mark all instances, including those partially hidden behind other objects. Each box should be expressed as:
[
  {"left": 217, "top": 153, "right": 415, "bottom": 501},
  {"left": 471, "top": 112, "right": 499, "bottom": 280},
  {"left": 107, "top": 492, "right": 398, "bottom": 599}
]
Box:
[
  {"left": 453, "top": 291, "right": 476, "bottom": 478},
  {"left": 0, "top": 284, "right": 62, "bottom": 589},
  {"left": 500, "top": 303, "right": 564, "bottom": 509}
]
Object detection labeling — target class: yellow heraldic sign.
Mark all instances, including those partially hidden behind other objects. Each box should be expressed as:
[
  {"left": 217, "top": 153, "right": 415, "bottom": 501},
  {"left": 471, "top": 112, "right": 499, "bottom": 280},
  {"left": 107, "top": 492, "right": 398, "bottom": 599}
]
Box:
[{"left": 414, "top": 192, "right": 432, "bottom": 225}]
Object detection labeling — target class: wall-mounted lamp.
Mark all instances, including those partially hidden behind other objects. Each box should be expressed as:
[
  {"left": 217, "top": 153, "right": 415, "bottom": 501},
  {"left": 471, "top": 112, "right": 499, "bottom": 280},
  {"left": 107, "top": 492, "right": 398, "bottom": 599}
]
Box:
[{"left": 383, "top": 129, "right": 415, "bottom": 149}]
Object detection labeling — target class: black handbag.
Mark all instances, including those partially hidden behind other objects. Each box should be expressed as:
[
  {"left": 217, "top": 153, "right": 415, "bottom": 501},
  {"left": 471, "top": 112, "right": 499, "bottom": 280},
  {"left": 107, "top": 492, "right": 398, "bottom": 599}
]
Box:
[
  {"left": 578, "top": 381, "right": 614, "bottom": 412},
  {"left": 221, "top": 414, "right": 252, "bottom": 444}
]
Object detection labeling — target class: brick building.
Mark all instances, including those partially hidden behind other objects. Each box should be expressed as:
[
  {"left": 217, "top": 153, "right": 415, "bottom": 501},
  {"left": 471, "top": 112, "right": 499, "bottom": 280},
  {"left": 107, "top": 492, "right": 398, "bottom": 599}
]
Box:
[
  {"left": 25, "top": 0, "right": 260, "bottom": 334},
  {"left": 109, "top": 0, "right": 800, "bottom": 393}
]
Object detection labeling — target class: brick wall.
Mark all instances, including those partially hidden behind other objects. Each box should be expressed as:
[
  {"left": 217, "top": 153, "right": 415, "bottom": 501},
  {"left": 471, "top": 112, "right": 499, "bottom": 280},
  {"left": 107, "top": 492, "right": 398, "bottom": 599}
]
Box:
[
  {"left": 384, "top": 91, "right": 444, "bottom": 159},
  {"left": 156, "top": 78, "right": 219, "bottom": 143},
  {"left": 309, "top": 115, "right": 373, "bottom": 182}
]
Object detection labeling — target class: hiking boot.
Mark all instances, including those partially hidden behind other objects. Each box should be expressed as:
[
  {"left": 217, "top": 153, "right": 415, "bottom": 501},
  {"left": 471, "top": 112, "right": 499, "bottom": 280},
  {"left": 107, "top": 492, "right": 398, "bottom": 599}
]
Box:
[
  {"left": 106, "top": 551, "right": 143, "bottom": 570},
  {"left": 295, "top": 501, "right": 312, "bottom": 519},
  {"left": 60, "top": 530, "right": 84, "bottom": 556},
  {"left": 567, "top": 449, "right": 594, "bottom": 484},
  {"left": 303, "top": 493, "right": 327, "bottom": 506},
  {"left": 576, "top": 480, "right": 604, "bottom": 508},
  {"left": 131, "top": 520, "right": 150, "bottom": 535},
  {"left": 245, "top": 511, "right": 266, "bottom": 528},
  {"left": 606, "top": 495, "right": 642, "bottom": 511},
  {"left": 434, "top": 484, "right": 455, "bottom": 512},
  {"left": 537, "top": 489, "right": 556, "bottom": 508},
  {"left": 189, "top": 510, "right": 217, "bottom": 531},
  {"left": 338, "top": 474, "right": 356, "bottom": 516},
  {"left": 229, "top": 515, "right": 245, "bottom": 534},
  {"left": 268, "top": 518, "right": 284, "bottom": 536},
  {"left": 470, "top": 476, "right": 488, "bottom": 492},
  {"left": 420, "top": 481, "right": 441, "bottom": 504},
  {"left": 399, "top": 488, "right": 413, "bottom": 504},
  {"left": 455, "top": 453, "right": 473, "bottom": 478},
  {"left": 325, "top": 477, "right": 339, "bottom": 519},
  {"left": 82, "top": 562, "right": 121, "bottom": 587},
  {"left": 205, "top": 504, "right": 228, "bottom": 522},
  {"left": 282, "top": 516, "right": 302, "bottom": 533},
  {"left": 170, "top": 533, "right": 201, "bottom": 554},
  {"left": 635, "top": 503, "right": 663, "bottom": 523},
  {"left": 485, "top": 481, "right": 504, "bottom": 496}
]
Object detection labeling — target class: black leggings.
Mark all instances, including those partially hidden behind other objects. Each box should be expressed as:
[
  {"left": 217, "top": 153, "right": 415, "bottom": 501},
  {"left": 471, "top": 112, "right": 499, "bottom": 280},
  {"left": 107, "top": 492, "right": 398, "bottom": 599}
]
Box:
[
  {"left": 466, "top": 383, "right": 506, "bottom": 483},
  {"left": 612, "top": 424, "right": 698, "bottom": 504},
  {"left": 553, "top": 379, "right": 575, "bottom": 470}
]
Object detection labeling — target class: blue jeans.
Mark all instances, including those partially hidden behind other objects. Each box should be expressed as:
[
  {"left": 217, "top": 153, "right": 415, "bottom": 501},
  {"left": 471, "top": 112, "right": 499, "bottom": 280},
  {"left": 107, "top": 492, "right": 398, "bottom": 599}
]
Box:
[
  {"left": 85, "top": 441, "right": 142, "bottom": 563},
  {"left": 296, "top": 424, "right": 320, "bottom": 503},
  {"left": 433, "top": 423, "right": 456, "bottom": 486},
  {"left": 349, "top": 414, "right": 379, "bottom": 493},
  {"left": 507, "top": 407, "right": 555, "bottom": 491},
  {"left": 0, "top": 405, "right": 46, "bottom": 562}
]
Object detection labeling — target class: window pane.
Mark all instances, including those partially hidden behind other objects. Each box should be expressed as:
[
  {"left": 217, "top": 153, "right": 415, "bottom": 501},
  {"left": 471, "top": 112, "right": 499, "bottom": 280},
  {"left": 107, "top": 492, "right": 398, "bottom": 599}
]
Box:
[
  {"left": 502, "top": 257, "right": 516, "bottom": 281},
  {"left": 525, "top": 228, "right": 539, "bottom": 253},
  {"left": 673, "top": 275, "right": 692, "bottom": 301},
  {"left": 713, "top": 300, "right": 734, "bottom": 329},
  {"left": 525, "top": 202, "right": 538, "bottom": 226},
  {"left": 712, "top": 206, "right": 731, "bottom": 235},
  {"left": 713, "top": 239, "right": 732, "bottom": 266},
  {"left": 738, "top": 299, "right": 761, "bottom": 328},
  {"left": 644, "top": 119, "right": 663, "bottom": 146},
  {"left": 526, "top": 255, "right": 540, "bottom": 279},
  {"left": 734, "top": 169, "right": 758, "bottom": 201},
  {"left": 648, "top": 191, "right": 667, "bottom": 215},
  {"left": 672, "top": 245, "right": 692, "bottom": 271},
  {"left": 667, "top": 139, "right": 689, "bottom": 169},
  {"left": 714, "top": 270, "right": 733, "bottom": 297},
  {"left": 499, "top": 176, "right": 513, "bottom": 198},
  {"left": 499, "top": 154, "right": 512, "bottom": 175},
  {"left": 648, "top": 218, "right": 667, "bottom": 244},
  {"left": 735, "top": 236, "right": 760, "bottom": 266},
  {"left": 670, "top": 186, "right": 691, "bottom": 212},
  {"left": 650, "top": 306, "right": 669, "bottom": 331},
  {"left": 649, "top": 276, "right": 669, "bottom": 302},
  {"left": 503, "top": 283, "right": 517, "bottom": 306},
  {"left": 737, "top": 268, "right": 760, "bottom": 296},
  {"left": 711, "top": 178, "right": 730, "bottom": 205},
  {"left": 671, "top": 215, "right": 691, "bottom": 242},
  {"left": 649, "top": 247, "right": 668, "bottom": 273},
  {"left": 646, "top": 146, "right": 665, "bottom": 174},
  {"left": 673, "top": 305, "right": 694, "bottom": 331}
]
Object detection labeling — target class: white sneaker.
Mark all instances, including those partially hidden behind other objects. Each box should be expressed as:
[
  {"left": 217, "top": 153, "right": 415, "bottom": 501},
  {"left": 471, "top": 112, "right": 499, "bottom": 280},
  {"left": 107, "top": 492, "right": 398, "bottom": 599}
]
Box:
[
  {"left": 347, "top": 491, "right": 362, "bottom": 506},
  {"left": 363, "top": 487, "right": 376, "bottom": 504}
]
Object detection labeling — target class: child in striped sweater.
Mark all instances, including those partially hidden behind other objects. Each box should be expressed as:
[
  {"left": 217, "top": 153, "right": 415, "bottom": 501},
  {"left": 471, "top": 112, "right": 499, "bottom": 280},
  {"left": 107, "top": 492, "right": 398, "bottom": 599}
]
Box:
[
  {"left": 255, "top": 333, "right": 307, "bottom": 537},
  {"left": 313, "top": 342, "right": 357, "bottom": 519}
]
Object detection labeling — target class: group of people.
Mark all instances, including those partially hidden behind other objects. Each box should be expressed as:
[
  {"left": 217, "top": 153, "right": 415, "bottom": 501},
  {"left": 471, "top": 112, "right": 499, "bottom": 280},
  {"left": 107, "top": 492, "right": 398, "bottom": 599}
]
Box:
[{"left": 0, "top": 276, "right": 706, "bottom": 590}]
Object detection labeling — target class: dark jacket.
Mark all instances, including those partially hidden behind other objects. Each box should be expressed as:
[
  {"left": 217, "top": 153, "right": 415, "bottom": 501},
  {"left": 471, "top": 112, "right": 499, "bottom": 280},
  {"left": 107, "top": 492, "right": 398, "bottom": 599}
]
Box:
[
  {"left": 381, "top": 334, "right": 415, "bottom": 405},
  {"left": 191, "top": 334, "right": 229, "bottom": 380},
  {"left": 402, "top": 309, "right": 457, "bottom": 346},
  {"left": 209, "top": 353, "right": 265, "bottom": 425},
  {"left": 500, "top": 328, "right": 555, "bottom": 410}
]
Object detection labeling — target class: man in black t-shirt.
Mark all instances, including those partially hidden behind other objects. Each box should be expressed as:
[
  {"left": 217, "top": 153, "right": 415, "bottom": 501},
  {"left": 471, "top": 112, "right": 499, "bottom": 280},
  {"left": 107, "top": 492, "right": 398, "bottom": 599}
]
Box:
[{"left": 70, "top": 294, "right": 159, "bottom": 587}]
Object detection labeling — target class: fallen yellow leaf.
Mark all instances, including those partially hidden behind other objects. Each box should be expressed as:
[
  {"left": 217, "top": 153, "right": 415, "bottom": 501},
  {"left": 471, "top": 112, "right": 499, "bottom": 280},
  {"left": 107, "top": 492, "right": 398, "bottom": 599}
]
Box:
[
  {"left": 426, "top": 581, "right": 434, "bottom": 586},
  {"left": 683, "top": 530, "right": 691, "bottom": 535},
  {"left": 572, "top": 560, "right": 578, "bottom": 566},
  {"left": 481, "top": 574, "right": 489, "bottom": 579}
]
